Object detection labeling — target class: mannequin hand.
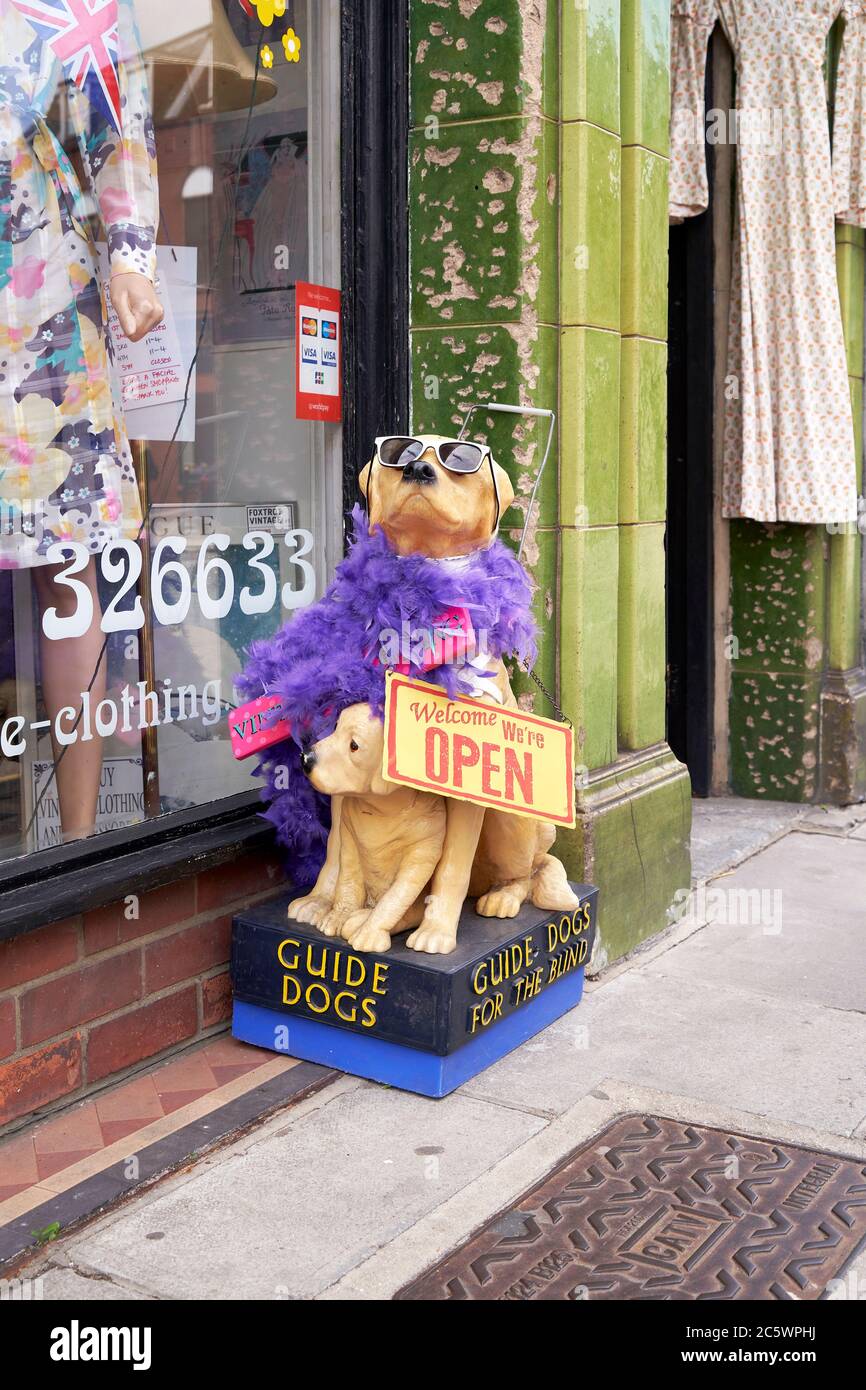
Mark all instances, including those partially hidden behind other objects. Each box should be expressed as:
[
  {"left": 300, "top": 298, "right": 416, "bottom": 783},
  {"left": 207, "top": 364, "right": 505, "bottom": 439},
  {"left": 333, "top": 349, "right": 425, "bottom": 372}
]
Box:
[{"left": 109, "top": 272, "right": 164, "bottom": 342}]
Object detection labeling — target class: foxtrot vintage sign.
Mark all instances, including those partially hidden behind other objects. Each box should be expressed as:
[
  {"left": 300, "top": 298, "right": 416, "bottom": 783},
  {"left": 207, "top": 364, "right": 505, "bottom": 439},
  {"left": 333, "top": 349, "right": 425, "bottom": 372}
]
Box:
[
  {"left": 295, "top": 281, "right": 341, "bottom": 421},
  {"left": 382, "top": 673, "right": 576, "bottom": 827}
]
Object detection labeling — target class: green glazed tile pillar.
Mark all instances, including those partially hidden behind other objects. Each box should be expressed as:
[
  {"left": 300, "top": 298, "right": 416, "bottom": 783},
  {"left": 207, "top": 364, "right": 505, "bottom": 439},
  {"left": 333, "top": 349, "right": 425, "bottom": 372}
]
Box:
[
  {"left": 557, "top": 0, "right": 691, "bottom": 965},
  {"left": 617, "top": 0, "right": 670, "bottom": 752},
  {"left": 559, "top": 0, "right": 622, "bottom": 770},
  {"left": 830, "top": 226, "right": 864, "bottom": 676},
  {"left": 818, "top": 223, "right": 866, "bottom": 802}
]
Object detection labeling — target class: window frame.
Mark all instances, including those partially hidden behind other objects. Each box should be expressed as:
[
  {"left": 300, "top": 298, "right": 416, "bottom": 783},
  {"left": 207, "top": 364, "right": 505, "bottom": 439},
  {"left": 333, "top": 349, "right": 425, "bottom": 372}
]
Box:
[{"left": 0, "top": 0, "right": 410, "bottom": 942}]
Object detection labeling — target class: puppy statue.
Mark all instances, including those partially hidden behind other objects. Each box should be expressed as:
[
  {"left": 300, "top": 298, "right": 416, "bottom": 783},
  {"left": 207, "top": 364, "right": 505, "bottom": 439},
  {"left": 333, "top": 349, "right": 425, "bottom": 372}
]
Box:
[
  {"left": 287, "top": 433, "right": 579, "bottom": 954},
  {"left": 298, "top": 703, "right": 446, "bottom": 954}
]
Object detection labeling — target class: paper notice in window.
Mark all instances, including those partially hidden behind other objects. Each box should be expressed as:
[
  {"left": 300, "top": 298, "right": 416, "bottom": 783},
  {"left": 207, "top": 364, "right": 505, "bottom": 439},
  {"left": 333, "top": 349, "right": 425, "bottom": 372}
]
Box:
[{"left": 97, "top": 244, "right": 197, "bottom": 435}]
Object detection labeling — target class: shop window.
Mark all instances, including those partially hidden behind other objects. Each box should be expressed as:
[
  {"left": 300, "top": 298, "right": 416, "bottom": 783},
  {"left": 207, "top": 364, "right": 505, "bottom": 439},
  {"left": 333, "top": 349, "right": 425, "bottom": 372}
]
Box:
[{"left": 0, "top": 0, "right": 342, "bottom": 861}]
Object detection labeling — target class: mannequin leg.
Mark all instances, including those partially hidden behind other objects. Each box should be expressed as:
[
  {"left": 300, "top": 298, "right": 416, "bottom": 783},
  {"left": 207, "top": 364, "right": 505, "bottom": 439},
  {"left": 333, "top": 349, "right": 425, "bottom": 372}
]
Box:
[{"left": 32, "top": 557, "right": 106, "bottom": 841}]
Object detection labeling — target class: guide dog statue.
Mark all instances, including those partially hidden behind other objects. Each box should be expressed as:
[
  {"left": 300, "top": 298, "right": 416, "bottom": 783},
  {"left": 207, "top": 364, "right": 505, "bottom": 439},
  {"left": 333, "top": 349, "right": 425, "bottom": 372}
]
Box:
[{"left": 287, "top": 435, "right": 579, "bottom": 954}]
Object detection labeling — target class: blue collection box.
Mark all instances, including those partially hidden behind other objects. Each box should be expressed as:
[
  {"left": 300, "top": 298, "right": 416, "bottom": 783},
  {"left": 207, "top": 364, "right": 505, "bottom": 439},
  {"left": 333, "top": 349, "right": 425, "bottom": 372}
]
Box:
[{"left": 231, "top": 885, "right": 598, "bottom": 1098}]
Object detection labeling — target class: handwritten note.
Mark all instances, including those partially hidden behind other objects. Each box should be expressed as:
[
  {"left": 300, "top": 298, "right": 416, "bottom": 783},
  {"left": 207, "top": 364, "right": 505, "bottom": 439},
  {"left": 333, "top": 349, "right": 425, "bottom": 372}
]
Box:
[{"left": 97, "top": 244, "right": 198, "bottom": 441}]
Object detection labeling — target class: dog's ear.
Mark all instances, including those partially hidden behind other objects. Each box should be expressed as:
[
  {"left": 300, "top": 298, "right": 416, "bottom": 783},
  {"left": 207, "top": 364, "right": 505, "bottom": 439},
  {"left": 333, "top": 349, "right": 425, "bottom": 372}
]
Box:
[
  {"left": 358, "top": 460, "right": 372, "bottom": 507},
  {"left": 358, "top": 458, "right": 381, "bottom": 527},
  {"left": 492, "top": 458, "right": 515, "bottom": 526}
]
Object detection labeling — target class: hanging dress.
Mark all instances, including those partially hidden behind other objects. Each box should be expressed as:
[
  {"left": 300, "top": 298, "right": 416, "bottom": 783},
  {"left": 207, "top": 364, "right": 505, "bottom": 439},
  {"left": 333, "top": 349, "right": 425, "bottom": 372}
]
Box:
[
  {"left": 670, "top": 0, "right": 864, "bottom": 525},
  {"left": 0, "top": 0, "right": 158, "bottom": 569}
]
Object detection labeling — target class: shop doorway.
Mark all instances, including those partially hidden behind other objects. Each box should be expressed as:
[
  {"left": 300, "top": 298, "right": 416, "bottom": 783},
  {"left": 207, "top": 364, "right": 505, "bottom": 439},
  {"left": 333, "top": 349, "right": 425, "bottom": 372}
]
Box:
[{"left": 665, "top": 45, "right": 718, "bottom": 798}]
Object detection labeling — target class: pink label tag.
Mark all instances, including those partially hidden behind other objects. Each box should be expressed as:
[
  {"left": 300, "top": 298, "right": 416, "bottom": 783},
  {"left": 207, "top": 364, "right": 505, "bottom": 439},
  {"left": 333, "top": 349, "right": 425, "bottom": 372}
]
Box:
[
  {"left": 419, "top": 606, "right": 476, "bottom": 672},
  {"left": 229, "top": 693, "right": 292, "bottom": 760},
  {"left": 372, "top": 606, "right": 476, "bottom": 674}
]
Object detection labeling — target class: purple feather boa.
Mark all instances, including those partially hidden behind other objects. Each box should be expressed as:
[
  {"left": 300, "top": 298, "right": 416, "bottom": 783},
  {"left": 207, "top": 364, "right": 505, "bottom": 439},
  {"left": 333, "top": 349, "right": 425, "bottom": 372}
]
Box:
[{"left": 237, "top": 505, "right": 537, "bottom": 885}]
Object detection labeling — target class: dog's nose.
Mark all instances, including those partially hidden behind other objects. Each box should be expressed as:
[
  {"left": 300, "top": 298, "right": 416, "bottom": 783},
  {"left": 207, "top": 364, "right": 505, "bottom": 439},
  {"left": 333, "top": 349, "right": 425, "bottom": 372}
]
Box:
[
  {"left": 300, "top": 748, "right": 317, "bottom": 775},
  {"left": 402, "top": 457, "right": 437, "bottom": 484}
]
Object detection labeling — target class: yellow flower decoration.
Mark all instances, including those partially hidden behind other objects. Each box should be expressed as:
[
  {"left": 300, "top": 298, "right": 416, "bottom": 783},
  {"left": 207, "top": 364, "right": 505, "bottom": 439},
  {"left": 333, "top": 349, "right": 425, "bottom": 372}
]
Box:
[
  {"left": 282, "top": 28, "right": 301, "bottom": 62},
  {"left": 251, "top": 0, "right": 286, "bottom": 26},
  {"left": 260, "top": 44, "right": 274, "bottom": 69}
]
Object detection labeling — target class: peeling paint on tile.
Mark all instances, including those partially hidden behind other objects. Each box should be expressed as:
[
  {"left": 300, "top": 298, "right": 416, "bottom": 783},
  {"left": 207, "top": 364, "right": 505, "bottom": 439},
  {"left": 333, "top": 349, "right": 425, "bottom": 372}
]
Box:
[
  {"left": 477, "top": 80, "right": 505, "bottom": 104},
  {"left": 424, "top": 145, "right": 461, "bottom": 167},
  {"left": 483, "top": 166, "right": 515, "bottom": 194},
  {"left": 428, "top": 242, "right": 479, "bottom": 308},
  {"left": 412, "top": 0, "right": 550, "bottom": 124},
  {"left": 430, "top": 216, "right": 454, "bottom": 241}
]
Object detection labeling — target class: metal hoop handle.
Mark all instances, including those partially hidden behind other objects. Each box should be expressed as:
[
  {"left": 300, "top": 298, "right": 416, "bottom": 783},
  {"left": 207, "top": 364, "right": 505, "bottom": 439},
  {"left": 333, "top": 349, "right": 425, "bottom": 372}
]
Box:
[{"left": 457, "top": 401, "right": 556, "bottom": 564}]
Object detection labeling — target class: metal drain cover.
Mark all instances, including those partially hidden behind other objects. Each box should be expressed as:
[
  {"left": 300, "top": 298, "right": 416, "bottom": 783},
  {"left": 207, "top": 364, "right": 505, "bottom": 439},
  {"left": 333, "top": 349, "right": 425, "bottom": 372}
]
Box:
[{"left": 396, "top": 1114, "right": 866, "bottom": 1300}]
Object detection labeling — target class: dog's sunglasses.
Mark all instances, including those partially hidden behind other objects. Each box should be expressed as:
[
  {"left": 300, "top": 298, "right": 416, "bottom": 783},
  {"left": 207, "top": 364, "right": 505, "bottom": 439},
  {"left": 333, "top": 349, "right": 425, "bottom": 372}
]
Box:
[{"left": 373, "top": 435, "right": 492, "bottom": 475}]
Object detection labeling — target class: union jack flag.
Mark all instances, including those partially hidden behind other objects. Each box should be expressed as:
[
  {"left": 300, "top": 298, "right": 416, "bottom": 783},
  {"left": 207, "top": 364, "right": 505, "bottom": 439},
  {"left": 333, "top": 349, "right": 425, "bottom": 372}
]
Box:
[{"left": 13, "top": 0, "right": 123, "bottom": 134}]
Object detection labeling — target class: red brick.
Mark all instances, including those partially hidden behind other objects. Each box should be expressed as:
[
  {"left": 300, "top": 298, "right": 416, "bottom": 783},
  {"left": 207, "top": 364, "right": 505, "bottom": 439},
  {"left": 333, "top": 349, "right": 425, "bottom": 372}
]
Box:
[
  {"left": 87, "top": 988, "right": 198, "bottom": 1083},
  {"left": 0, "top": 1036, "right": 82, "bottom": 1126},
  {"left": 20, "top": 953, "right": 142, "bottom": 1048},
  {"left": 144, "top": 918, "right": 231, "bottom": 993},
  {"left": 196, "top": 851, "right": 284, "bottom": 914},
  {"left": 84, "top": 878, "right": 197, "bottom": 955},
  {"left": 201, "top": 970, "right": 232, "bottom": 1028},
  {"left": 0, "top": 919, "right": 79, "bottom": 990},
  {"left": 0, "top": 998, "right": 15, "bottom": 1059}
]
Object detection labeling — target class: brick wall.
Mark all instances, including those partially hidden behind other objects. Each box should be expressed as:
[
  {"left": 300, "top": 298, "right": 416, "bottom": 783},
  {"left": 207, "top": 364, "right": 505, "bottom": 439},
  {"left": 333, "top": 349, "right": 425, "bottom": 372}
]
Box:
[{"left": 0, "top": 847, "right": 286, "bottom": 1134}]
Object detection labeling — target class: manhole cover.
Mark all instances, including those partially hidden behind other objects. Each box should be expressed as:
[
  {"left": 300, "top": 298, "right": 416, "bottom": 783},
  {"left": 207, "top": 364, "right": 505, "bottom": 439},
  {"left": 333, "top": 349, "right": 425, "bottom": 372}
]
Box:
[{"left": 396, "top": 1114, "right": 866, "bottom": 1300}]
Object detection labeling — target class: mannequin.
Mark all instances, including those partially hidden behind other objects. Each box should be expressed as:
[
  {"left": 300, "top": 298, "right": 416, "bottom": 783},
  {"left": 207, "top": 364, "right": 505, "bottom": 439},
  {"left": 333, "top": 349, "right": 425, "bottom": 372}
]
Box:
[
  {"left": 32, "top": 273, "right": 162, "bottom": 842},
  {"left": 0, "top": 2, "right": 162, "bottom": 843}
]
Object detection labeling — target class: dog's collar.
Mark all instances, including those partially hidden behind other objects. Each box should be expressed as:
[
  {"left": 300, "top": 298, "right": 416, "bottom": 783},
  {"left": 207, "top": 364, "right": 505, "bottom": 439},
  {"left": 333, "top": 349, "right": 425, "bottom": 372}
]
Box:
[{"left": 392, "top": 540, "right": 497, "bottom": 569}]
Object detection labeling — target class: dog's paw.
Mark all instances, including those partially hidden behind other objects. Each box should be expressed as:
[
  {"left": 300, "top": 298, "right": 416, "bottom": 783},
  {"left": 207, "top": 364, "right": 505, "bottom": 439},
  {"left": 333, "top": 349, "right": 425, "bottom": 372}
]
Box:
[
  {"left": 406, "top": 922, "right": 457, "bottom": 955},
  {"left": 343, "top": 912, "right": 392, "bottom": 954},
  {"left": 339, "top": 909, "right": 369, "bottom": 941},
  {"left": 288, "top": 894, "right": 332, "bottom": 927},
  {"left": 476, "top": 884, "right": 525, "bottom": 919},
  {"left": 318, "top": 908, "right": 347, "bottom": 938}
]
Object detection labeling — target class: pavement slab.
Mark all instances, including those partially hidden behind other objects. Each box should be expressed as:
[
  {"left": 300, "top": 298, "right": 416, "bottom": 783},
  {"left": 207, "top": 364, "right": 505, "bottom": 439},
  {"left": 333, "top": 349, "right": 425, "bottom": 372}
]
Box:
[
  {"left": 689, "top": 798, "right": 805, "bottom": 883},
  {"left": 651, "top": 832, "right": 866, "bottom": 1013},
  {"left": 464, "top": 969, "right": 866, "bottom": 1135},
  {"left": 54, "top": 1079, "right": 545, "bottom": 1301}
]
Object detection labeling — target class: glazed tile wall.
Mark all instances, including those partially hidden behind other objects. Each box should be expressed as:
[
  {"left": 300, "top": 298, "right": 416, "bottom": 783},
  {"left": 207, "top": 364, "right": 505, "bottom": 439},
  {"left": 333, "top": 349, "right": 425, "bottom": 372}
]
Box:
[{"left": 409, "top": 0, "right": 560, "bottom": 703}]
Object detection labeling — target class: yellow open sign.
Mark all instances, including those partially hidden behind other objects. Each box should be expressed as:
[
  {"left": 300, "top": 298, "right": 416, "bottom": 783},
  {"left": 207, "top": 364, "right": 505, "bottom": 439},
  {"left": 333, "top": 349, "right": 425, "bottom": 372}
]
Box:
[{"left": 382, "top": 672, "right": 576, "bottom": 827}]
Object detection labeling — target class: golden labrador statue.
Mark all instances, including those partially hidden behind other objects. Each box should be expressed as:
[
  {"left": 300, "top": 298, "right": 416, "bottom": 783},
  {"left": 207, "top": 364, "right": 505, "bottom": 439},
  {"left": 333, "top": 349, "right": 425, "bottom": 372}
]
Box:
[
  {"left": 290, "top": 435, "right": 579, "bottom": 954},
  {"left": 299, "top": 705, "right": 446, "bottom": 953}
]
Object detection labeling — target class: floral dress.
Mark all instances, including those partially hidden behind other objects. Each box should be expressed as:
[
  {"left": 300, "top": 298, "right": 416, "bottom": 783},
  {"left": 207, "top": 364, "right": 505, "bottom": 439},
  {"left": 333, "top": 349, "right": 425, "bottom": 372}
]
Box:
[
  {"left": 670, "top": 0, "right": 864, "bottom": 525},
  {"left": 0, "top": 0, "right": 158, "bottom": 568}
]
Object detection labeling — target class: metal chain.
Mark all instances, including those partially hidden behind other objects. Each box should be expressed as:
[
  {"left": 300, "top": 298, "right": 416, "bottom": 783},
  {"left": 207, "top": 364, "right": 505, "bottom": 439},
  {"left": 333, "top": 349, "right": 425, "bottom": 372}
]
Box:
[{"left": 520, "top": 658, "right": 572, "bottom": 727}]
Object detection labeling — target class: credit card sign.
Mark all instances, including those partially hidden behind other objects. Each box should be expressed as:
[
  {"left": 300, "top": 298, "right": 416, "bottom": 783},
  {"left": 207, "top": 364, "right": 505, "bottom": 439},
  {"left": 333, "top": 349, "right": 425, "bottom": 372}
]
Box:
[{"left": 296, "top": 282, "right": 341, "bottom": 422}]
